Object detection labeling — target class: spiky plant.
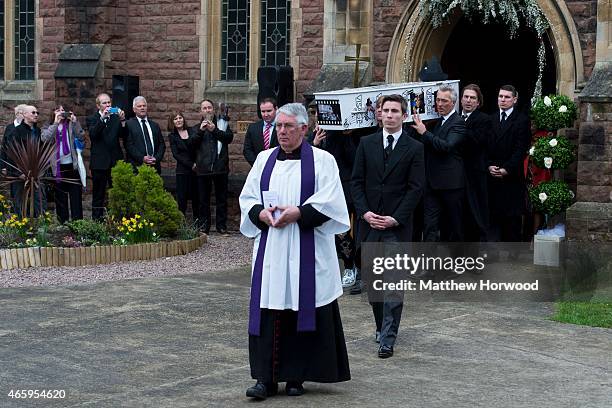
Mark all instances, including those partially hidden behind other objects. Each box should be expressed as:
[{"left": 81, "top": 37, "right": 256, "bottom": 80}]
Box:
[{"left": 1, "top": 137, "right": 79, "bottom": 218}]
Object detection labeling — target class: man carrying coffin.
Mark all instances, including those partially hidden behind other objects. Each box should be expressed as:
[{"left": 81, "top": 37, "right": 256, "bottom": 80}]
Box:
[{"left": 239, "top": 103, "right": 351, "bottom": 400}]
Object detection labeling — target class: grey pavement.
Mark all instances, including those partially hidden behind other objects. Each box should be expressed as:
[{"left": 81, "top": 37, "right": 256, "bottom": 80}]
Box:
[{"left": 0, "top": 266, "right": 610, "bottom": 408}]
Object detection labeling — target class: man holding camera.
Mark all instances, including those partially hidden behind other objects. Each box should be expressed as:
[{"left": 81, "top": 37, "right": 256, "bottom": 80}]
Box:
[
  {"left": 125, "top": 96, "right": 165, "bottom": 175},
  {"left": 191, "top": 99, "right": 233, "bottom": 234},
  {"left": 86, "top": 93, "right": 127, "bottom": 220}
]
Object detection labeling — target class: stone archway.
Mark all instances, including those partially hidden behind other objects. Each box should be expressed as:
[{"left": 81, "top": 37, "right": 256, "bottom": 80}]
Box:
[{"left": 387, "top": 0, "right": 585, "bottom": 98}]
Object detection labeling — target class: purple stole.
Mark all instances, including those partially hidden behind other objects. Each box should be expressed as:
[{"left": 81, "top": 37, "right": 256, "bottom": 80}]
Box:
[
  {"left": 248, "top": 142, "right": 316, "bottom": 336},
  {"left": 55, "top": 123, "right": 70, "bottom": 182}
]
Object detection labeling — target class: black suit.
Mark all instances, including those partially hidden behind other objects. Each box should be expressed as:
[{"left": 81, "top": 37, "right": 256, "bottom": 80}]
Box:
[
  {"left": 243, "top": 120, "right": 278, "bottom": 166},
  {"left": 125, "top": 117, "right": 166, "bottom": 174},
  {"left": 421, "top": 111, "right": 466, "bottom": 242},
  {"left": 86, "top": 112, "right": 126, "bottom": 220},
  {"left": 487, "top": 109, "right": 530, "bottom": 241},
  {"left": 352, "top": 128, "right": 424, "bottom": 348},
  {"left": 462, "top": 110, "right": 491, "bottom": 241}
]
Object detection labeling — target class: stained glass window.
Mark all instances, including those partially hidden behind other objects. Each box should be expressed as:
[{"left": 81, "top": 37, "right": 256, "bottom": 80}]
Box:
[
  {"left": 221, "top": 0, "right": 250, "bottom": 81},
  {"left": 260, "top": 0, "right": 290, "bottom": 67},
  {"left": 14, "top": 0, "right": 35, "bottom": 80}
]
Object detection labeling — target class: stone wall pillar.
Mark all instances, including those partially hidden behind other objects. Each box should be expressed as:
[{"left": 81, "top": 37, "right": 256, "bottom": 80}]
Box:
[{"left": 566, "top": 1, "right": 612, "bottom": 241}]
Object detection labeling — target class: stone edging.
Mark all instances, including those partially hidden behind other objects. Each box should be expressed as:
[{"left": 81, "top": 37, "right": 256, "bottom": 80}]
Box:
[{"left": 0, "top": 235, "right": 207, "bottom": 270}]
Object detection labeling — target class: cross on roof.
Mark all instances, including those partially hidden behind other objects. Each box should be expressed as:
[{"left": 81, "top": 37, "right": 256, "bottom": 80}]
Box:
[{"left": 345, "top": 44, "right": 370, "bottom": 88}]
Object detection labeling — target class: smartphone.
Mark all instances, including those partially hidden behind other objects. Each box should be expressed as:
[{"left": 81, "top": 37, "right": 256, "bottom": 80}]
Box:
[{"left": 109, "top": 107, "right": 120, "bottom": 114}]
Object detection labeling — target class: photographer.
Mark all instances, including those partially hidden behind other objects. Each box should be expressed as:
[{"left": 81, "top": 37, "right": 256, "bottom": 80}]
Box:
[
  {"left": 86, "top": 92, "right": 127, "bottom": 220},
  {"left": 190, "top": 99, "right": 233, "bottom": 234},
  {"left": 41, "top": 106, "right": 85, "bottom": 223}
]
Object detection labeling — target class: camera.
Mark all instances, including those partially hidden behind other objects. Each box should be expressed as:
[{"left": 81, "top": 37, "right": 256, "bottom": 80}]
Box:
[
  {"left": 108, "top": 107, "right": 120, "bottom": 114},
  {"left": 60, "top": 112, "right": 69, "bottom": 119}
]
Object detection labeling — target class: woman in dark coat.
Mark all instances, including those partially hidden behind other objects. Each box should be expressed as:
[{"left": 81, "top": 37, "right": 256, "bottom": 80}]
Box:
[{"left": 168, "top": 111, "right": 199, "bottom": 222}]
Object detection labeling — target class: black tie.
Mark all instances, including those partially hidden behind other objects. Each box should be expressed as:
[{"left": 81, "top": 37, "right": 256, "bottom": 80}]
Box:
[
  {"left": 384, "top": 134, "right": 394, "bottom": 161},
  {"left": 462, "top": 114, "right": 468, "bottom": 121},
  {"left": 501, "top": 111, "right": 507, "bottom": 124},
  {"left": 141, "top": 119, "right": 154, "bottom": 156}
]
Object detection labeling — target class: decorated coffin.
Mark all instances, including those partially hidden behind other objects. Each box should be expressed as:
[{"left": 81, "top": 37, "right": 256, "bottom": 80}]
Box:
[{"left": 314, "top": 80, "right": 460, "bottom": 130}]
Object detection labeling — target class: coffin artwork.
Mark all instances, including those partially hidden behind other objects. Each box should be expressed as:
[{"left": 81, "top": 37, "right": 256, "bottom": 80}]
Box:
[{"left": 314, "top": 80, "right": 460, "bottom": 130}]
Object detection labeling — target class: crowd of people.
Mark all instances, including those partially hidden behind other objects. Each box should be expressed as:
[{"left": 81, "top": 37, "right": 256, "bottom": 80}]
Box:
[
  {"left": 0, "top": 95, "right": 234, "bottom": 235},
  {"left": 1, "top": 85, "right": 534, "bottom": 399}
]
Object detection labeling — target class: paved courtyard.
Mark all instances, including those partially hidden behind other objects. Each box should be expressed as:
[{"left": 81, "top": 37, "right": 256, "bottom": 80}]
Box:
[{"left": 0, "top": 249, "right": 610, "bottom": 407}]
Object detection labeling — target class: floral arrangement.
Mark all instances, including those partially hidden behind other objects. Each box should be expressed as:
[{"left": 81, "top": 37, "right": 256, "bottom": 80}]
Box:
[
  {"left": 529, "top": 134, "right": 575, "bottom": 170},
  {"left": 531, "top": 94, "right": 578, "bottom": 131},
  {"left": 529, "top": 180, "right": 574, "bottom": 216},
  {"left": 413, "top": 0, "right": 549, "bottom": 100},
  {"left": 116, "top": 214, "right": 158, "bottom": 245}
]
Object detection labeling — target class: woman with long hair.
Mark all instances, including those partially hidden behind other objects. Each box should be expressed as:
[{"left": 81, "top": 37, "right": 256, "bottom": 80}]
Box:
[{"left": 168, "top": 111, "right": 199, "bottom": 222}]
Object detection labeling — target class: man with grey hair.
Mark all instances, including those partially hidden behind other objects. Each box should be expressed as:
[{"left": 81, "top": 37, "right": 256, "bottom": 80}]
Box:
[
  {"left": 1, "top": 104, "right": 28, "bottom": 176},
  {"left": 240, "top": 102, "right": 351, "bottom": 400},
  {"left": 125, "top": 96, "right": 165, "bottom": 174},
  {"left": 412, "top": 84, "right": 466, "bottom": 243}
]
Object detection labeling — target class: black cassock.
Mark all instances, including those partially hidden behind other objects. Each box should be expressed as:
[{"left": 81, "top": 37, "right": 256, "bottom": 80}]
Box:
[{"left": 249, "top": 301, "right": 351, "bottom": 383}]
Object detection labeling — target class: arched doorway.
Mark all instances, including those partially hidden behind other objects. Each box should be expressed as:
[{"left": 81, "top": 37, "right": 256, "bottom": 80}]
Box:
[
  {"left": 440, "top": 17, "right": 557, "bottom": 114},
  {"left": 387, "top": 0, "right": 584, "bottom": 102}
]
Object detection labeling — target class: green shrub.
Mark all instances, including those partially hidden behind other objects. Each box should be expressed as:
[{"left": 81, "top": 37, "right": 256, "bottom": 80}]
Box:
[
  {"left": 133, "top": 165, "right": 184, "bottom": 237},
  {"left": 531, "top": 94, "right": 577, "bottom": 131},
  {"left": 529, "top": 180, "right": 574, "bottom": 216},
  {"left": 67, "top": 219, "right": 111, "bottom": 245},
  {"left": 108, "top": 161, "right": 138, "bottom": 219},
  {"left": 529, "top": 135, "right": 575, "bottom": 170},
  {"left": 108, "top": 162, "right": 184, "bottom": 238}
]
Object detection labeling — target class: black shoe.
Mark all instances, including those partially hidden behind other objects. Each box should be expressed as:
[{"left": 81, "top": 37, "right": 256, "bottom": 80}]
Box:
[
  {"left": 378, "top": 344, "right": 394, "bottom": 358},
  {"left": 246, "top": 381, "right": 278, "bottom": 400},
  {"left": 285, "top": 381, "right": 304, "bottom": 396},
  {"left": 217, "top": 228, "right": 229, "bottom": 236},
  {"left": 349, "top": 280, "right": 363, "bottom": 295},
  {"left": 375, "top": 331, "right": 381, "bottom": 343}
]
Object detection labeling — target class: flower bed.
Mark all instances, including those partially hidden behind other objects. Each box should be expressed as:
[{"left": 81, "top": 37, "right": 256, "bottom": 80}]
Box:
[{"left": 0, "top": 234, "right": 206, "bottom": 270}]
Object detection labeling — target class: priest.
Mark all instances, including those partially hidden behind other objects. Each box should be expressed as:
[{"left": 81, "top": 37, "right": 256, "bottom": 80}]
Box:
[{"left": 239, "top": 103, "right": 351, "bottom": 400}]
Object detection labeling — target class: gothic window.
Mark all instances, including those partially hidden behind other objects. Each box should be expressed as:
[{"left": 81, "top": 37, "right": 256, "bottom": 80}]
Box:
[
  {"left": 260, "top": 0, "right": 290, "bottom": 67},
  {"left": 221, "top": 0, "right": 250, "bottom": 81},
  {"left": 0, "top": 0, "right": 35, "bottom": 81},
  {"left": 216, "top": 0, "right": 292, "bottom": 83},
  {"left": 14, "top": 0, "right": 35, "bottom": 80}
]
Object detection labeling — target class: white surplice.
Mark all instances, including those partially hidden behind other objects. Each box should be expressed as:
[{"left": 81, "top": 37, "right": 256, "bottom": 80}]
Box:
[{"left": 240, "top": 146, "right": 350, "bottom": 311}]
